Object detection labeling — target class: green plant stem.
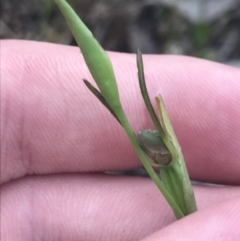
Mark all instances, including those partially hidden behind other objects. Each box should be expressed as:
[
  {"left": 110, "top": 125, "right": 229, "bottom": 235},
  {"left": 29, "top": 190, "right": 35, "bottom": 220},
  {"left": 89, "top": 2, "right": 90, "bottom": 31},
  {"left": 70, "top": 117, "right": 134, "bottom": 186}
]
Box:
[
  {"left": 156, "top": 96, "right": 197, "bottom": 214},
  {"left": 138, "top": 51, "right": 197, "bottom": 215},
  {"left": 161, "top": 162, "right": 188, "bottom": 215},
  {"left": 117, "top": 110, "right": 184, "bottom": 219},
  {"left": 55, "top": 0, "right": 190, "bottom": 219}
]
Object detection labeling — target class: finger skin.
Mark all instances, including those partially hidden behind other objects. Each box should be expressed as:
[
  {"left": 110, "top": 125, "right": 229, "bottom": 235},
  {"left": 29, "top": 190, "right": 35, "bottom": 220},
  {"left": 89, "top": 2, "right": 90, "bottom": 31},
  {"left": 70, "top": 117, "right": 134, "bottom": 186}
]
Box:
[
  {"left": 1, "top": 40, "right": 240, "bottom": 184},
  {"left": 142, "top": 199, "right": 240, "bottom": 241},
  {"left": 1, "top": 175, "right": 240, "bottom": 241}
]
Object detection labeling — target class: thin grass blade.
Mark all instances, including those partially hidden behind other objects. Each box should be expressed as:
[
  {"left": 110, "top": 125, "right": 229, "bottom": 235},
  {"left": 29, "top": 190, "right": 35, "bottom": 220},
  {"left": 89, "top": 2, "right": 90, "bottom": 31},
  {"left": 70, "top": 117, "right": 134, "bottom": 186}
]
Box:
[{"left": 83, "top": 79, "right": 121, "bottom": 125}]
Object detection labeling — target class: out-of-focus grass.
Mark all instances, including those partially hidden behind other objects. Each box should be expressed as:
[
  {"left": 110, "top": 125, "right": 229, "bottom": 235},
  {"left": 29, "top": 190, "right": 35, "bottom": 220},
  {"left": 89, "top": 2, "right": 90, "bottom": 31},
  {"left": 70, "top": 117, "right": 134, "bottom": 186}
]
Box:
[{"left": 1, "top": 0, "right": 240, "bottom": 62}]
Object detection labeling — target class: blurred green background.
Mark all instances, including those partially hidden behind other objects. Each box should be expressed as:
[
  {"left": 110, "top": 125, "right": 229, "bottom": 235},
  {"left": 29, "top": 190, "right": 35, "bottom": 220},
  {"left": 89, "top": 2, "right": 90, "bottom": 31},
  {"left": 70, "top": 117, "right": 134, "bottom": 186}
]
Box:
[{"left": 1, "top": 0, "right": 240, "bottom": 67}]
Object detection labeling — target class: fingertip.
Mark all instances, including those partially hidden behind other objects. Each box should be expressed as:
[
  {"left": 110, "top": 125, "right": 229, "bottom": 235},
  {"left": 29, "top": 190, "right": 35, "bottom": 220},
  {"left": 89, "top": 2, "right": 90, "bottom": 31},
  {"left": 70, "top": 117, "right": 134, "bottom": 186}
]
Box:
[{"left": 142, "top": 198, "right": 240, "bottom": 241}]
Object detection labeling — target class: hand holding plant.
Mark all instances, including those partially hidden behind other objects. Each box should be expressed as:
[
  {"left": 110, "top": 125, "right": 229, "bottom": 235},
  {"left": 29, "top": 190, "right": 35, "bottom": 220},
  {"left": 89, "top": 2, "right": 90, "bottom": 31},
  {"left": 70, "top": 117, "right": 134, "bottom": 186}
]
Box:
[
  {"left": 1, "top": 40, "right": 240, "bottom": 240},
  {"left": 3, "top": 1, "right": 240, "bottom": 240}
]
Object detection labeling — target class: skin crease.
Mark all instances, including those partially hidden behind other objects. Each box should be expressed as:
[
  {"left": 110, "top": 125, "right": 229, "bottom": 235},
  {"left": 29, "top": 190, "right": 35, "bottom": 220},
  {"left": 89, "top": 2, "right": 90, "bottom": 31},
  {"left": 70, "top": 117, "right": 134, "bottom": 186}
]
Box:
[{"left": 1, "top": 40, "right": 240, "bottom": 240}]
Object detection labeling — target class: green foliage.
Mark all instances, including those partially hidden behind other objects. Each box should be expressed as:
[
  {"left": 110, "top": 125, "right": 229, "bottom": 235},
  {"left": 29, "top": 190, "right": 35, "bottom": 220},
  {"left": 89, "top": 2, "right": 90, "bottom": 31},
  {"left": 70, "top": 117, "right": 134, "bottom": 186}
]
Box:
[{"left": 55, "top": 0, "right": 197, "bottom": 219}]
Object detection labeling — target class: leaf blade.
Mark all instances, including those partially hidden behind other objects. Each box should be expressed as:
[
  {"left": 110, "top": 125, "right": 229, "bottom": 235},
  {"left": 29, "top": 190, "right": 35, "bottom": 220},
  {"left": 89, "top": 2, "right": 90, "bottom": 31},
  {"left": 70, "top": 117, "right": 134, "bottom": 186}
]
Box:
[{"left": 83, "top": 79, "right": 121, "bottom": 125}]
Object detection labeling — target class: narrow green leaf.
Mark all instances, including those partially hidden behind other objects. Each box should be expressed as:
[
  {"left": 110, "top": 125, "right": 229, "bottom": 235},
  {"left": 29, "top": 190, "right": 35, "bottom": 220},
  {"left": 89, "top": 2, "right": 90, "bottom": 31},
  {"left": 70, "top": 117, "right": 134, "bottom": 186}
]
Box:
[
  {"left": 83, "top": 79, "right": 121, "bottom": 125},
  {"left": 156, "top": 95, "right": 180, "bottom": 148},
  {"left": 137, "top": 50, "right": 178, "bottom": 162},
  {"left": 137, "top": 50, "right": 165, "bottom": 137},
  {"left": 156, "top": 95, "right": 197, "bottom": 214}
]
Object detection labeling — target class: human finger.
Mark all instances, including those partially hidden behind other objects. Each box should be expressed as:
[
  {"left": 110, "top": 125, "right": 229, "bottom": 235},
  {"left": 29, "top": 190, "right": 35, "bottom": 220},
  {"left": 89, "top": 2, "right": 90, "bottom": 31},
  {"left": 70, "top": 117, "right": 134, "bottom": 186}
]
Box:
[
  {"left": 1, "top": 40, "right": 240, "bottom": 184},
  {"left": 1, "top": 174, "right": 240, "bottom": 241}
]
